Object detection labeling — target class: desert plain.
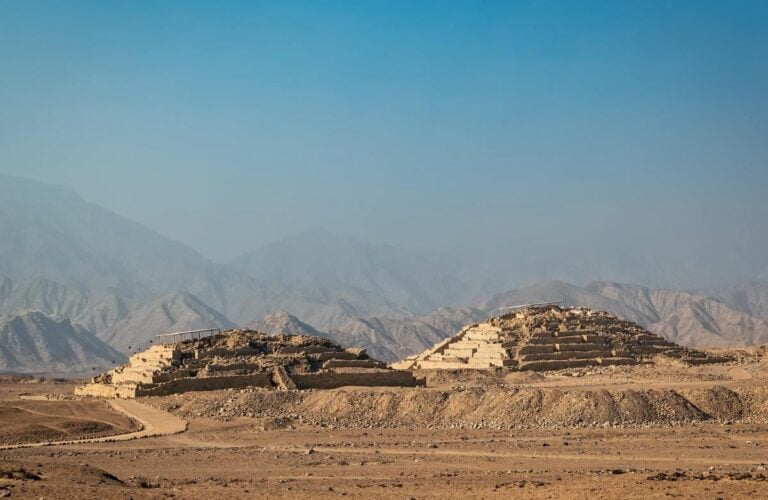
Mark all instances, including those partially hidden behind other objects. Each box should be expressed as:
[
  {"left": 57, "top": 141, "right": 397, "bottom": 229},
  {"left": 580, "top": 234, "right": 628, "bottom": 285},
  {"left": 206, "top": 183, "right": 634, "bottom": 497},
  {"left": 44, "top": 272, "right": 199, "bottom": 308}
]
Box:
[{"left": 1, "top": 358, "right": 768, "bottom": 499}]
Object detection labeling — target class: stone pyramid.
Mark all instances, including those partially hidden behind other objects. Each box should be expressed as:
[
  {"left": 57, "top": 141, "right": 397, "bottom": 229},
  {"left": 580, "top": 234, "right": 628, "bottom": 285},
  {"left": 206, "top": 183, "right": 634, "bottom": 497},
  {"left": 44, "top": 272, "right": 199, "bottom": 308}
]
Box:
[
  {"left": 76, "top": 329, "right": 417, "bottom": 398},
  {"left": 392, "top": 305, "right": 731, "bottom": 371}
]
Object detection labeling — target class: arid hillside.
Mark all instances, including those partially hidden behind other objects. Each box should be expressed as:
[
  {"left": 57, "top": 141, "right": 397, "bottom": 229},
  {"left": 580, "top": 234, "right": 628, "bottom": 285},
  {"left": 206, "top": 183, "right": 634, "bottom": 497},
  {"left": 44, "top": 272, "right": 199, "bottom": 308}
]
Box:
[
  {"left": 0, "top": 312, "right": 124, "bottom": 374},
  {"left": 95, "top": 291, "right": 236, "bottom": 353},
  {"left": 2, "top": 177, "right": 768, "bottom": 371}
]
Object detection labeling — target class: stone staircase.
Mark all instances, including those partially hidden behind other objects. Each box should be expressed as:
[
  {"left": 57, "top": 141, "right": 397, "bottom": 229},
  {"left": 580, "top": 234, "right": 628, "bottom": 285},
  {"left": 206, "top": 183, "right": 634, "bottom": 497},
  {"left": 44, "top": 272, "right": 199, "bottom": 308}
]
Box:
[
  {"left": 76, "top": 344, "right": 188, "bottom": 397},
  {"left": 392, "top": 305, "right": 732, "bottom": 372},
  {"left": 77, "top": 330, "right": 418, "bottom": 398},
  {"left": 271, "top": 365, "right": 298, "bottom": 390},
  {"left": 108, "top": 345, "right": 182, "bottom": 385},
  {"left": 410, "top": 323, "right": 517, "bottom": 370}
]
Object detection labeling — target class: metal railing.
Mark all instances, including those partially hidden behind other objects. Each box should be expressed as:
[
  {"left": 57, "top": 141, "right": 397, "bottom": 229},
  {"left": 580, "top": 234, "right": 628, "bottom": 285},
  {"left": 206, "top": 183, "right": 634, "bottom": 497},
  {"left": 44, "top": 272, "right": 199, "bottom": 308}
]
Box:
[
  {"left": 494, "top": 300, "right": 566, "bottom": 313},
  {"left": 156, "top": 328, "right": 222, "bottom": 344}
]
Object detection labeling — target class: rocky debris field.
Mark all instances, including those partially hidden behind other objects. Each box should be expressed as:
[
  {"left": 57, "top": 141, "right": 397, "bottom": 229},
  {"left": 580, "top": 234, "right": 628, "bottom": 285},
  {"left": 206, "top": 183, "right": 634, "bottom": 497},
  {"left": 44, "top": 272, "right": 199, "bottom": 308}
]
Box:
[
  {"left": 151, "top": 382, "right": 768, "bottom": 431},
  {"left": 148, "top": 360, "right": 768, "bottom": 431}
]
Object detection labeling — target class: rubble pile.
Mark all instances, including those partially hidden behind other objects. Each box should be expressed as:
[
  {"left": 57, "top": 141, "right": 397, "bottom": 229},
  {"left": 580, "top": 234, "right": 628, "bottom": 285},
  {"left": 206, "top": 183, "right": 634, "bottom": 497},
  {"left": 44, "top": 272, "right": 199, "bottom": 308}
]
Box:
[
  {"left": 76, "top": 330, "right": 417, "bottom": 398},
  {"left": 154, "top": 382, "right": 768, "bottom": 430},
  {"left": 393, "top": 305, "right": 733, "bottom": 371}
]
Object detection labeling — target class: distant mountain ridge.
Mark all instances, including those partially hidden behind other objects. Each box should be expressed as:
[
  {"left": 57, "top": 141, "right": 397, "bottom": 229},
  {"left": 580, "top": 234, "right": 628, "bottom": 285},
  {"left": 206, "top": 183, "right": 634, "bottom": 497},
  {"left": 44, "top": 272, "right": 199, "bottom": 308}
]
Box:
[
  {"left": 229, "top": 231, "right": 468, "bottom": 324},
  {"left": 0, "top": 311, "right": 124, "bottom": 375},
  {"left": 2, "top": 174, "right": 768, "bottom": 371},
  {"left": 273, "top": 281, "right": 768, "bottom": 362},
  {"left": 184, "top": 231, "right": 472, "bottom": 331},
  {"left": 480, "top": 281, "right": 768, "bottom": 348},
  {"left": 97, "top": 291, "right": 237, "bottom": 353},
  {"left": 0, "top": 276, "right": 133, "bottom": 340},
  {"left": 327, "top": 306, "right": 486, "bottom": 361},
  {"left": 719, "top": 281, "right": 768, "bottom": 324},
  {"left": 0, "top": 175, "right": 215, "bottom": 299},
  {"left": 248, "top": 311, "right": 329, "bottom": 339},
  {"left": 0, "top": 175, "right": 468, "bottom": 332}
]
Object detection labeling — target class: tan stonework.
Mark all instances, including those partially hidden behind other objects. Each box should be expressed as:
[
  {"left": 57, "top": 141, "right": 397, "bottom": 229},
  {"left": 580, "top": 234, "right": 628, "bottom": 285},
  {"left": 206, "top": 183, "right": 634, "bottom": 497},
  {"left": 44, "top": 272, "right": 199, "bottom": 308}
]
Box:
[
  {"left": 391, "top": 305, "right": 732, "bottom": 371},
  {"left": 76, "top": 330, "right": 418, "bottom": 398}
]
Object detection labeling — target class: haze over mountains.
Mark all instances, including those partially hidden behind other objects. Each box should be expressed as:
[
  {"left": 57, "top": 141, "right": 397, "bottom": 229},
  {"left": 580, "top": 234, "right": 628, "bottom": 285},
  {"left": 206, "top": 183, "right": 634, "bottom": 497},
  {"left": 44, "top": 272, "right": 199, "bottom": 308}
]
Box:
[
  {"left": 1, "top": 174, "right": 768, "bottom": 372},
  {"left": 480, "top": 281, "right": 768, "bottom": 348},
  {"left": 96, "top": 292, "right": 237, "bottom": 353},
  {"left": 0, "top": 175, "right": 473, "bottom": 331},
  {"left": 0, "top": 312, "right": 123, "bottom": 374}
]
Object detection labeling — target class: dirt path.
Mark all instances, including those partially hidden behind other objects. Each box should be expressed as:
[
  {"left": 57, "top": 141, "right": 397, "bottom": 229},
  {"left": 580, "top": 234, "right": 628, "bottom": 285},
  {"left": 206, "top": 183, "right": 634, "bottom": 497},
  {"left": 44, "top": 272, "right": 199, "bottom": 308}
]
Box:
[{"left": 0, "top": 399, "right": 187, "bottom": 450}]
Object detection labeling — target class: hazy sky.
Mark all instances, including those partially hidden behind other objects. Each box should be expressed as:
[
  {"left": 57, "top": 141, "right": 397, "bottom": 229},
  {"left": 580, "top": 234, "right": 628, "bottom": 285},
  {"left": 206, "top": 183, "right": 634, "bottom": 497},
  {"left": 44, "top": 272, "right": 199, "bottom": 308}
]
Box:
[{"left": 1, "top": 1, "right": 767, "bottom": 277}]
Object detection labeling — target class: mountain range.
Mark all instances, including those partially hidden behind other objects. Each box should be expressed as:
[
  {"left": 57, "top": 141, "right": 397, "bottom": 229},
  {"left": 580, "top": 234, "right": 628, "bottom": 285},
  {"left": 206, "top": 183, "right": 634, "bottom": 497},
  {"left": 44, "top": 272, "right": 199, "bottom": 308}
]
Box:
[
  {"left": 479, "top": 280, "right": 768, "bottom": 348},
  {"left": 254, "top": 280, "right": 768, "bottom": 362},
  {"left": 0, "top": 312, "right": 123, "bottom": 375},
  {"left": 1, "top": 174, "right": 767, "bottom": 372},
  {"left": 0, "top": 175, "right": 461, "bottom": 329}
]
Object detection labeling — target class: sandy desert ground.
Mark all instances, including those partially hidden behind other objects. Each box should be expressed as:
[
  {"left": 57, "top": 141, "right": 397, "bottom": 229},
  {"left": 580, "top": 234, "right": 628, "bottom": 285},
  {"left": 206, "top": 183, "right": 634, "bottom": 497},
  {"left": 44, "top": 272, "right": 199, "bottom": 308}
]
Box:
[
  {"left": 1, "top": 361, "right": 768, "bottom": 499},
  {"left": 0, "top": 378, "right": 140, "bottom": 447}
]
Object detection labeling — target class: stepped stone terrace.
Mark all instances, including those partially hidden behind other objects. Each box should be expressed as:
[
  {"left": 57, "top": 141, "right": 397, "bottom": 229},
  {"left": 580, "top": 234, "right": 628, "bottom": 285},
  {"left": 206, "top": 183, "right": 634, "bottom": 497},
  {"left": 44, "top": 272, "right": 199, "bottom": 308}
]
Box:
[
  {"left": 392, "top": 305, "right": 732, "bottom": 371},
  {"left": 76, "top": 329, "right": 418, "bottom": 398}
]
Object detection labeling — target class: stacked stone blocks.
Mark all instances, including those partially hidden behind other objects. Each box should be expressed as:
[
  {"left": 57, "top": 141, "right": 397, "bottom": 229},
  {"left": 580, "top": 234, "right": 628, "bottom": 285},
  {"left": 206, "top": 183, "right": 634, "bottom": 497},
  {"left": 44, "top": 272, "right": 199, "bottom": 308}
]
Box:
[
  {"left": 393, "top": 305, "right": 730, "bottom": 371},
  {"left": 76, "top": 330, "right": 419, "bottom": 398}
]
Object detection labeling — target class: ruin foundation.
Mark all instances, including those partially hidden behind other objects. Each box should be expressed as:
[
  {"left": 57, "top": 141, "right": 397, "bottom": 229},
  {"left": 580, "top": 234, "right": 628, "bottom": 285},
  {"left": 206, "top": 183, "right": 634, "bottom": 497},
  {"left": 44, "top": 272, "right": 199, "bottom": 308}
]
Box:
[
  {"left": 392, "top": 305, "right": 733, "bottom": 371},
  {"left": 76, "top": 331, "right": 420, "bottom": 398}
]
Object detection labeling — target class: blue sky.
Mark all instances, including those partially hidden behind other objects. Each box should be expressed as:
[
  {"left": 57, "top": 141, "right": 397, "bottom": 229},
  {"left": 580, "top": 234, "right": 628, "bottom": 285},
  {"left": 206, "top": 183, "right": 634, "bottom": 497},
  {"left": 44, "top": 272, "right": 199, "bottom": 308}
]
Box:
[{"left": 1, "top": 1, "right": 767, "bottom": 284}]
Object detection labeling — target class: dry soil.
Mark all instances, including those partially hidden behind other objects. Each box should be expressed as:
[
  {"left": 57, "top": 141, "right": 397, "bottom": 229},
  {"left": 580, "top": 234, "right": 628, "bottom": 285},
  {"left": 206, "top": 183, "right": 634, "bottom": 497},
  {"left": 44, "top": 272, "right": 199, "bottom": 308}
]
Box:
[{"left": 1, "top": 362, "right": 768, "bottom": 499}]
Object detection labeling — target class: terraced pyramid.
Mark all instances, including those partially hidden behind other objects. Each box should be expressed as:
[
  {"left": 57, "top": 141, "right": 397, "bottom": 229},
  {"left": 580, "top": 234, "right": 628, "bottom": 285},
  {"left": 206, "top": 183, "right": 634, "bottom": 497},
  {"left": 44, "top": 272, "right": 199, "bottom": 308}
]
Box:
[
  {"left": 392, "top": 305, "right": 732, "bottom": 371},
  {"left": 76, "top": 329, "right": 418, "bottom": 398}
]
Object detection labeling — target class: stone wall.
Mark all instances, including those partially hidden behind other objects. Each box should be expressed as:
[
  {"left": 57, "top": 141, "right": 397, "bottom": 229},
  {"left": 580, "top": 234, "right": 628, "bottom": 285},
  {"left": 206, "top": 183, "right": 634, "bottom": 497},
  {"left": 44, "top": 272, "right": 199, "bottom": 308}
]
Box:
[
  {"left": 292, "top": 370, "right": 421, "bottom": 389},
  {"left": 75, "top": 382, "right": 139, "bottom": 399},
  {"left": 135, "top": 373, "right": 273, "bottom": 397}
]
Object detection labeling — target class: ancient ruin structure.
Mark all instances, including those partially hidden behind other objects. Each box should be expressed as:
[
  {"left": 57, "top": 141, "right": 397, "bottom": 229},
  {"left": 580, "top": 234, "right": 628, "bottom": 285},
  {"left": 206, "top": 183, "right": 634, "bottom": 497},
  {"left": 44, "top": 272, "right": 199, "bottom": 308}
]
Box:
[
  {"left": 76, "top": 330, "right": 418, "bottom": 398},
  {"left": 392, "top": 305, "right": 732, "bottom": 371}
]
